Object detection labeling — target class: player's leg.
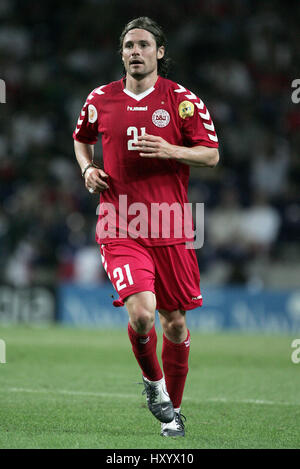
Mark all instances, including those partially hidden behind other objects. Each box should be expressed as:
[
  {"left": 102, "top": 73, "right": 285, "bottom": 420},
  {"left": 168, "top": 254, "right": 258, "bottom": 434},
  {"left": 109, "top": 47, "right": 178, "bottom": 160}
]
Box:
[
  {"left": 100, "top": 241, "right": 174, "bottom": 423},
  {"left": 126, "top": 291, "right": 162, "bottom": 381},
  {"left": 158, "top": 309, "right": 190, "bottom": 406},
  {"left": 158, "top": 308, "right": 190, "bottom": 436},
  {"left": 126, "top": 290, "right": 156, "bottom": 334},
  {"left": 159, "top": 308, "right": 188, "bottom": 343},
  {"left": 125, "top": 291, "right": 174, "bottom": 423},
  {"left": 150, "top": 243, "right": 202, "bottom": 436}
]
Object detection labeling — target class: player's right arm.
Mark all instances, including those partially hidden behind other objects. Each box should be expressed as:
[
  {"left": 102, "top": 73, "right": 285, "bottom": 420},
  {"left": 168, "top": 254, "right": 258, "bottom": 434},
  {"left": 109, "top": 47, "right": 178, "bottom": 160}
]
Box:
[
  {"left": 74, "top": 141, "right": 109, "bottom": 193},
  {"left": 73, "top": 87, "right": 109, "bottom": 194}
]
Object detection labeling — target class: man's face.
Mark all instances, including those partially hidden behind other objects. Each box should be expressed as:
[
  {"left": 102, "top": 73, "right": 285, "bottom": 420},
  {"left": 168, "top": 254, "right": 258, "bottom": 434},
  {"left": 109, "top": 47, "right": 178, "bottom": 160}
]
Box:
[{"left": 122, "top": 28, "right": 164, "bottom": 79}]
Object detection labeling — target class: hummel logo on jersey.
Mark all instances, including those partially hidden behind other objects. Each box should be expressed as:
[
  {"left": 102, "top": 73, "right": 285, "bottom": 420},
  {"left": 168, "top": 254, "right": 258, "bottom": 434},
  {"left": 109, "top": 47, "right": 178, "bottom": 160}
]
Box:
[
  {"left": 127, "top": 105, "right": 148, "bottom": 111},
  {"left": 192, "top": 295, "right": 202, "bottom": 300},
  {"left": 139, "top": 337, "right": 150, "bottom": 344}
]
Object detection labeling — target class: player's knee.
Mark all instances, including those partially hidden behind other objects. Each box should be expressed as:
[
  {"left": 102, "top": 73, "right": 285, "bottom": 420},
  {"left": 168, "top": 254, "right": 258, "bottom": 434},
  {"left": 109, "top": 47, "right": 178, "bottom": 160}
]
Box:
[
  {"left": 169, "top": 316, "right": 185, "bottom": 334},
  {"left": 163, "top": 311, "right": 186, "bottom": 340},
  {"left": 130, "top": 309, "right": 154, "bottom": 334},
  {"left": 126, "top": 292, "right": 156, "bottom": 333},
  {"left": 127, "top": 300, "right": 155, "bottom": 333}
]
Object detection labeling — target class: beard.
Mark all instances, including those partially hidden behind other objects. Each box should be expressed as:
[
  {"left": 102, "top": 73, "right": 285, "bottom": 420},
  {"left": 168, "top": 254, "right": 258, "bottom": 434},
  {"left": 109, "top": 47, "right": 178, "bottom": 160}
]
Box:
[
  {"left": 129, "top": 70, "right": 146, "bottom": 80},
  {"left": 125, "top": 61, "right": 156, "bottom": 80}
]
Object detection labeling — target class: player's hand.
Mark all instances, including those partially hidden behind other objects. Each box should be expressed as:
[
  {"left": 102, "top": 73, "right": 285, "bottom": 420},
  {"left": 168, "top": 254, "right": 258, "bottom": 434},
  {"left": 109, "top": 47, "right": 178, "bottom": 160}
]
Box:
[
  {"left": 135, "top": 134, "right": 175, "bottom": 160},
  {"left": 84, "top": 167, "right": 109, "bottom": 194}
]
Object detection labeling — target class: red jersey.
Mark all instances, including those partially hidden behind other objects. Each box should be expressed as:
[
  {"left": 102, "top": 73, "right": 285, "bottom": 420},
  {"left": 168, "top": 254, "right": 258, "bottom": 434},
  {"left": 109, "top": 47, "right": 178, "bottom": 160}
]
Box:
[{"left": 73, "top": 76, "right": 219, "bottom": 246}]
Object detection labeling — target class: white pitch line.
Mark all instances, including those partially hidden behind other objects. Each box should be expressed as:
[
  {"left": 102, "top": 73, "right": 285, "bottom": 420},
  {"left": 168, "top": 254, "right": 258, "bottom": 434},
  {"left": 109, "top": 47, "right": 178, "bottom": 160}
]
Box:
[
  {"left": 5, "top": 387, "right": 135, "bottom": 400},
  {"left": 205, "top": 397, "right": 295, "bottom": 406},
  {"left": 1, "top": 387, "right": 299, "bottom": 407}
]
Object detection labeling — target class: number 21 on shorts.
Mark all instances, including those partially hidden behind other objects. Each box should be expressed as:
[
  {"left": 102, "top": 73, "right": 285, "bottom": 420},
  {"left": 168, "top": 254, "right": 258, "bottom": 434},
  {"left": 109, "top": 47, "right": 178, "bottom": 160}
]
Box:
[{"left": 113, "top": 264, "right": 134, "bottom": 291}]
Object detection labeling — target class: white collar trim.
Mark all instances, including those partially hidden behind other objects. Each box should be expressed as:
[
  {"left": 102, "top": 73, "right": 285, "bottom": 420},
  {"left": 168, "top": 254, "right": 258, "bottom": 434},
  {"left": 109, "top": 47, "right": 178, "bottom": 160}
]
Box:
[{"left": 123, "top": 86, "right": 155, "bottom": 101}]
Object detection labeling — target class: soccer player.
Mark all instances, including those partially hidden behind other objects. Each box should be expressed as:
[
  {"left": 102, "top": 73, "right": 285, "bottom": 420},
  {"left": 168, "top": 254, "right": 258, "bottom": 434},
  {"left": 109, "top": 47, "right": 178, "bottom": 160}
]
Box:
[{"left": 73, "top": 17, "right": 219, "bottom": 437}]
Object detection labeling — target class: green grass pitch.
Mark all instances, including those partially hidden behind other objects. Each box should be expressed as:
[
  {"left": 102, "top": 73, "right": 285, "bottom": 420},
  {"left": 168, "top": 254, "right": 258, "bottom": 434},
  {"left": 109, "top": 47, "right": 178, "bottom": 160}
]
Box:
[{"left": 0, "top": 325, "right": 299, "bottom": 449}]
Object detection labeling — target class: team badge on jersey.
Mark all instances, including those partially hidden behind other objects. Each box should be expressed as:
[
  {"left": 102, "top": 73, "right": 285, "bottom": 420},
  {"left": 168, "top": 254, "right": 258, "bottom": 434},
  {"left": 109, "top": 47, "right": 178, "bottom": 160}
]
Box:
[
  {"left": 179, "top": 101, "right": 194, "bottom": 119},
  {"left": 88, "top": 104, "right": 98, "bottom": 123},
  {"left": 152, "top": 109, "right": 170, "bottom": 128}
]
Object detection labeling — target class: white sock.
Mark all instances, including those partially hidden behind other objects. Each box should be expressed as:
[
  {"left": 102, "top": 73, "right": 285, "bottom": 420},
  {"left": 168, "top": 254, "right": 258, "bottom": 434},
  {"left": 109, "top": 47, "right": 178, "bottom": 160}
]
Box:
[{"left": 143, "top": 376, "right": 164, "bottom": 385}]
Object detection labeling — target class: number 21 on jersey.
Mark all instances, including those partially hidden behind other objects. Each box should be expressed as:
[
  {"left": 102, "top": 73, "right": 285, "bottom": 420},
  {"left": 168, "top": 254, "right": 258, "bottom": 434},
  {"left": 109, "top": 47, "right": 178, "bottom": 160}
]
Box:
[
  {"left": 127, "top": 127, "right": 146, "bottom": 150},
  {"left": 113, "top": 264, "right": 134, "bottom": 291}
]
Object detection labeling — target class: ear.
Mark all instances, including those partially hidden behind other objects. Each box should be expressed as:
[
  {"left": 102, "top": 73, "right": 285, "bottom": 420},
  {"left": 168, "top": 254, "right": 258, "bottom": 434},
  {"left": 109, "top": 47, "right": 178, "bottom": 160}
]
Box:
[{"left": 157, "top": 46, "right": 165, "bottom": 60}]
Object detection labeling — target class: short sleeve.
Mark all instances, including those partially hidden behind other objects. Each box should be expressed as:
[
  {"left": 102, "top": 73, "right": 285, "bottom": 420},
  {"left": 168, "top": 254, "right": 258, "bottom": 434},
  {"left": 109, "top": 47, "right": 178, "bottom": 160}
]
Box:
[
  {"left": 72, "top": 90, "right": 99, "bottom": 145},
  {"left": 175, "top": 86, "right": 219, "bottom": 148}
]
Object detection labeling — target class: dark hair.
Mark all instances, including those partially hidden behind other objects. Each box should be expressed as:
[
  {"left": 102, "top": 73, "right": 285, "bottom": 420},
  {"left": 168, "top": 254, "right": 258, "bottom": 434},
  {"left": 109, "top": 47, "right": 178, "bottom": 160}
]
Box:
[{"left": 119, "top": 16, "right": 171, "bottom": 77}]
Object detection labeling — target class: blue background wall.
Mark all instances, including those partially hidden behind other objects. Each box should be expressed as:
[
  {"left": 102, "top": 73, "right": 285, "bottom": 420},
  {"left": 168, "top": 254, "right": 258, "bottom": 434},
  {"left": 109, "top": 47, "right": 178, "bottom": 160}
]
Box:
[{"left": 57, "top": 284, "right": 300, "bottom": 333}]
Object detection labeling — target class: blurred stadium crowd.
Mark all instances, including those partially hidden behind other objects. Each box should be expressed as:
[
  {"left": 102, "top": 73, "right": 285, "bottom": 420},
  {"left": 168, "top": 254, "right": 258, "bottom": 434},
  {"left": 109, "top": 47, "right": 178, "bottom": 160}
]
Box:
[{"left": 0, "top": 0, "right": 299, "bottom": 288}]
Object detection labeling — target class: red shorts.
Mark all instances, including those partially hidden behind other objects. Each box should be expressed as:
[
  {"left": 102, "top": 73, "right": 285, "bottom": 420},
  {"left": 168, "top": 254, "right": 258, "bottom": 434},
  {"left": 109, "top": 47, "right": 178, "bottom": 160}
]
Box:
[{"left": 100, "top": 240, "right": 202, "bottom": 312}]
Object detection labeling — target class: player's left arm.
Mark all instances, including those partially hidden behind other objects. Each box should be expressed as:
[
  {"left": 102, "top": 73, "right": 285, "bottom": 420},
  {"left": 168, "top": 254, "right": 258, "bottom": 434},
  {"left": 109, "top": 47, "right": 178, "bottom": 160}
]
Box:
[
  {"left": 137, "top": 89, "right": 219, "bottom": 167},
  {"left": 136, "top": 134, "right": 219, "bottom": 167}
]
